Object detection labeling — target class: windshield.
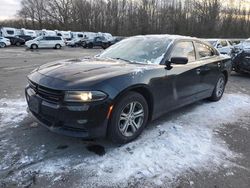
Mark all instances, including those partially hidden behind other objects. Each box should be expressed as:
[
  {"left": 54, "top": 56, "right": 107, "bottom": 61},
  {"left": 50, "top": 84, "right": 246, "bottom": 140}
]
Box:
[
  {"left": 33, "top": 36, "right": 43, "bottom": 41},
  {"left": 99, "top": 36, "right": 172, "bottom": 64}
]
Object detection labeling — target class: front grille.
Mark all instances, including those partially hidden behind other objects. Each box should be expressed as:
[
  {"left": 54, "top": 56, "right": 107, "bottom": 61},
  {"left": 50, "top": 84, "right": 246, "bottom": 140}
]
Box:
[{"left": 29, "top": 80, "right": 63, "bottom": 102}]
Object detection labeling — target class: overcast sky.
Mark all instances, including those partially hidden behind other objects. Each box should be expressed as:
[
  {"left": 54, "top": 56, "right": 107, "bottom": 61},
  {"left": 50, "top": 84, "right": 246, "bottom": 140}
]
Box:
[{"left": 0, "top": 0, "right": 21, "bottom": 20}]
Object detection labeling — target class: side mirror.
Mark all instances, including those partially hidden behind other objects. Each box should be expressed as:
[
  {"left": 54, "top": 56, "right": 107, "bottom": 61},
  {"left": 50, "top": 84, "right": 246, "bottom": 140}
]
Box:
[{"left": 171, "top": 57, "right": 188, "bottom": 65}]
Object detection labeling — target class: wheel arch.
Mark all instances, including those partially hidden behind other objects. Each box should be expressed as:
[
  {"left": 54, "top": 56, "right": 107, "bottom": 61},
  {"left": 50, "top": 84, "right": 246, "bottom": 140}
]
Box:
[
  {"left": 222, "top": 70, "right": 228, "bottom": 83},
  {"left": 113, "top": 84, "right": 154, "bottom": 121}
]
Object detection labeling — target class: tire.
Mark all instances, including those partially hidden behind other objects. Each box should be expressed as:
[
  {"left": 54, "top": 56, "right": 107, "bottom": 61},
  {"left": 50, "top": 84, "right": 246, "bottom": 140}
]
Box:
[
  {"left": 102, "top": 43, "right": 109, "bottom": 49},
  {"left": 31, "top": 44, "right": 38, "bottom": 49},
  {"left": 0, "top": 42, "right": 6, "bottom": 48},
  {"left": 108, "top": 92, "right": 149, "bottom": 144},
  {"left": 208, "top": 74, "right": 226, "bottom": 101},
  {"left": 15, "top": 42, "right": 21, "bottom": 46},
  {"left": 88, "top": 43, "right": 93, "bottom": 48},
  {"left": 55, "top": 44, "right": 61, "bottom": 49}
]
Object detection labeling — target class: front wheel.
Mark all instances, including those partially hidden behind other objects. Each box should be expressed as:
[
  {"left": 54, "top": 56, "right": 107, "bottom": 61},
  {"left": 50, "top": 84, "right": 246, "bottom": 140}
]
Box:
[
  {"left": 15, "top": 42, "right": 21, "bottom": 46},
  {"left": 108, "top": 92, "right": 149, "bottom": 144},
  {"left": 0, "top": 42, "right": 6, "bottom": 48},
  {"left": 88, "top": 43, "right": 93, "bottom": 48},
  {"left": 31, "top": 44, "right": 38, "bottom": 49},
  {"left": 55, "top": 44, "right": 61, "bottom": 49},
  {"left": 208, "top": 74, "right": 226, "bottom": 101}
]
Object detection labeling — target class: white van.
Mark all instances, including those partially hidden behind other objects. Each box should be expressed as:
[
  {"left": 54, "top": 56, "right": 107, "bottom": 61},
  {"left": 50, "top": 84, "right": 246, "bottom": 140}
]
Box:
[
  {"left": 83, "top": 32, "right": 98, "bottom": 40},
  {"left": 0, "top": 27, "right": 17, "bottom": 37},
  {"left": 25, "top": 36, "right": 65, "bottom": 49},
  {"left": 71, "top": 32, "right": 84, "bottom": 39},
  {"left": 40, "top": 29, "right": 57, "bottom": 37},
  {"left": 20, "top": 28, "right": 37, "bottom": 38},
  {"left": 56, "top": 30, "right": 72, "bottom": 41}
]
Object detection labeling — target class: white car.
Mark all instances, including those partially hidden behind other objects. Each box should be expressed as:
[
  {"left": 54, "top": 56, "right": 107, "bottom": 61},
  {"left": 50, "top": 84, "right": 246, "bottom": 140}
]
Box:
[
  {"left": 25, "top": 36, "right": 65, "bottom": 49},
  {"left": 0, "top": 37, "right": 11, "bottom": 48},
  {"left": 205, "top": 39, "right": 234, "bottom": 55}
]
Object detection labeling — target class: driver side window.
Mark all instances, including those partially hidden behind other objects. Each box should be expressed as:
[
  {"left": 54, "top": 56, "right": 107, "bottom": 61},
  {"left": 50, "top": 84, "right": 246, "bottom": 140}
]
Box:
[{"left": 170, "top": 41, "right": 196, "bottom": 63}]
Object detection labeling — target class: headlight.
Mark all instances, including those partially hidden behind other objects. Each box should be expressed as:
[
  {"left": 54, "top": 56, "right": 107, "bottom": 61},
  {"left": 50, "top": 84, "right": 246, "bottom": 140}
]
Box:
[{"left": 64, "top": 91, "right": 107, "bottom": 102}]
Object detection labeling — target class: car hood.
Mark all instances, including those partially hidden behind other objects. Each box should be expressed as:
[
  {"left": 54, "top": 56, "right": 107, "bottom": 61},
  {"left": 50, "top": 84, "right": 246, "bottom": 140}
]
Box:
[{"left": 34, "top": 58, "right": 156, "bottom": 84}]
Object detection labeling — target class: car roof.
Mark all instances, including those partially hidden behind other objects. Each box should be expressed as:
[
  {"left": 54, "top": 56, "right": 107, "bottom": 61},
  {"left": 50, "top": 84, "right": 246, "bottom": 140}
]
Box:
[{"left": 131, "top": 34, "right": 197, "bottom": 41}]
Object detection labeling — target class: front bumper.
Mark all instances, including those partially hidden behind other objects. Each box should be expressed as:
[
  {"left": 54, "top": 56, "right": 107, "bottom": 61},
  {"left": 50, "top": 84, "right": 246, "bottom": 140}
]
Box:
[
  {"left": 6, "top": 41, "right": 11, "bottom": 46},
  {"left": 25, "top": 86, "right": 111, "bottom": 138}
]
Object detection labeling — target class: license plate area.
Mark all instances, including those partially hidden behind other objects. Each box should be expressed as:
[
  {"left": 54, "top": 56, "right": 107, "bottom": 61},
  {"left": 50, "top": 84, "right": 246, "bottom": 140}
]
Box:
[{"left": 29, "top": 96, "right": 39, "bottom": 114}]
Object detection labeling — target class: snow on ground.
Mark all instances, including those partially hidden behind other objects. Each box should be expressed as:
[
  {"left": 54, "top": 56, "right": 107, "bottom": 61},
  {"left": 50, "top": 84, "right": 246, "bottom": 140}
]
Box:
[
  {"left": 0, "top": 98, "right": 28, "bottom": 131},
  {"left": 1, "top": 93, "right": 250, "bottom": 187}
]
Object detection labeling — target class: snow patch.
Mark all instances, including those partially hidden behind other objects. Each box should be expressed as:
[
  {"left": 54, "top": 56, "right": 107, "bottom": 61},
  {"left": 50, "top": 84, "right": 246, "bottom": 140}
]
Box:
[
  {"left": 1, "top": 94, "right": 250, "bottom": 187},
  {"left": 0, "top": 98, "right": 28, "bottom": 130}
]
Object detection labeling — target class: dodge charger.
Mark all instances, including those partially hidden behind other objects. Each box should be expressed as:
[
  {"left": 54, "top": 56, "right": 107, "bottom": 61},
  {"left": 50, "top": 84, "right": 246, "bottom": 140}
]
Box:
[{"left": 25, "top": 35, "right": 232, "bottom": 144}]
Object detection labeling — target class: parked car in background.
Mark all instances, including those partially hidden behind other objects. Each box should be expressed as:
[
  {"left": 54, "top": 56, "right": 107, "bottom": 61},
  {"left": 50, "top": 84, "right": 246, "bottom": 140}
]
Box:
[
  {"left": 25, "top": 36, "right": 65, "bottom": 49},
  {"left": 232, "top": 49, "right": 250, "bottom": 74},
  {"left": 205, "top": 39, "right": 234, "bottom": 56},
  {"left": 26, "top": 35, "right": 231, "bottom": 144},
  {"left": 82, "top": 36, "right": 110, "bottom": 49},
  {"left": 18, "top": 35, "right": 33, "bottom": 42},
  {"left": 5, "top": 36, "right": 25, "bottom": 46},
  {"left": 0, "top": 27, "right": 18, "bottom": 38},
  {"left": 0, "top": 37, "right": 11, "bottom": 48},
  {"left": 66, "top": 38, "right": 82, "bottom": 47}
]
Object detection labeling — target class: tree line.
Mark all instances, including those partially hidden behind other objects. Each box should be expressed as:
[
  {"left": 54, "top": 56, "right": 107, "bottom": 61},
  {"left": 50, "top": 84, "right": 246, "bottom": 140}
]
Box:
[{"left": 1, "top": 0, "right": 250, "bottom": 38}]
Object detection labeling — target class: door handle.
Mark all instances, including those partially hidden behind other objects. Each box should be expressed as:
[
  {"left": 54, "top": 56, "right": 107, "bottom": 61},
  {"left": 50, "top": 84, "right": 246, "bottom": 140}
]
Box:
[{"left": 196, "top": 68, "right": 201, "bottom": 75}]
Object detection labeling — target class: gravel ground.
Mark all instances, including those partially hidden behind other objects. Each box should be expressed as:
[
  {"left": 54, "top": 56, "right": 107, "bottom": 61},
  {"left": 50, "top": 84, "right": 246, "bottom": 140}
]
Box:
[{"left": 0, "top": 47, "right": 250, "bottom": 188}]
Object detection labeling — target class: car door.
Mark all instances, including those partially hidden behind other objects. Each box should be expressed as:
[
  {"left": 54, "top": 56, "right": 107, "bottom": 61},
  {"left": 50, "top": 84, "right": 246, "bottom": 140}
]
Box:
[
  {"left": 47, "top": 37, "right": 55, "bottom": 48},
  {"left": 166, "top": 40, "right": 203, "bottom": 107},
  {"left": 194, "top": 42, "right": 221, "bottom": 94},
  {"left": 38, "top": 37, "right": 47, "bottom": 48}
]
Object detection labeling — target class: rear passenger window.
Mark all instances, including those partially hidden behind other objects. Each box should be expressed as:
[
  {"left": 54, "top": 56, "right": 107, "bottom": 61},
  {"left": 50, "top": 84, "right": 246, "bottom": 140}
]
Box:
[
  {"left": 171, "top": 41, "right": 196, "bottom": 62},
  {"left": 196, "top": 42, "right": 215, "bottom": 58},
  {"left": 44, "top": 37, "right": 52, "bottom": 40}
]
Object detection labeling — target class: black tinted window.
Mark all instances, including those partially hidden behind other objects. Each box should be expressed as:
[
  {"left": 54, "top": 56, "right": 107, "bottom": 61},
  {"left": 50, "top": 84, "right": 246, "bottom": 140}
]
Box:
[
  {"left": 78, "top": 34, "right": 83, "bottom": 38},
  {"left": 44, "top": 37, "right": 52, "bottom": 40},
  {"left": 7, "top": 30, "right": 14, "bottom": 35},
  {"left": 196, "top": 42, "right": 215, "bottom": 58},
  {"left": 171, "top": 41, "right": 196, "bottom": 62}
]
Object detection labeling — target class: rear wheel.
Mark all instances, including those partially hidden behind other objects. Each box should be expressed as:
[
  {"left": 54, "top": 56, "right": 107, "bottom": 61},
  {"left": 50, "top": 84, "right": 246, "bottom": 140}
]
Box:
[
  {"left": 0, "top": 42, "right": 6, "bottom": 48},
  {"left": 108, "top": 92, "right": 149, "bottom": 144},
  {"left": 15, "top": 42, "right": 21, "bottom": 46},
  {"left": 55, "top": 44, "right": 61, "bottom": 49},
  {"left": 88, "top": 43, "right": 93, "bottom": 48},
  {"left": 31, "top": 44, "right": 38, "bottom": 49},
  {"left": 208, "top": 74, "right": 226, "bottom": 101}
]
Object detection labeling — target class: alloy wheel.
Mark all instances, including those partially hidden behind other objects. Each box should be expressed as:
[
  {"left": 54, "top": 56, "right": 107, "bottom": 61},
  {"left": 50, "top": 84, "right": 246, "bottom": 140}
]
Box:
[
  {"left": 118, "top": 101, "right": 144, "bottom": 137},
  {"left": 216, "top": 77, "right": 225, "bottom": 98},
  {"left": 0, "top": 42, "right": 6, "bottom": 48}
]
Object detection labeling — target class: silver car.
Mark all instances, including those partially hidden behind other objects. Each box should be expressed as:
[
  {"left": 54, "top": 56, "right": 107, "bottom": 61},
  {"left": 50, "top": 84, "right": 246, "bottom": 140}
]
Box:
[{"left": 25, "top": 36, "right": 65, "bottom": 49}]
